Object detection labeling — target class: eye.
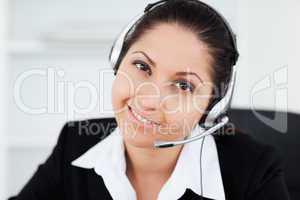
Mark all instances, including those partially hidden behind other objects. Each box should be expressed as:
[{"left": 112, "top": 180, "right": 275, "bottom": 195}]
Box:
[
  {"left": 174, "top": 80, "right": 195, "bottom": 93},
  {"left": 132, "top": 60, "right": 152, "bottom": 76}
]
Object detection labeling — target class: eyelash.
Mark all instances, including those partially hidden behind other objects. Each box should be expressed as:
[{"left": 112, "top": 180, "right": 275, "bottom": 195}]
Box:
[{"left": 132, "top": 60, "right": 195, "bottom": 93}]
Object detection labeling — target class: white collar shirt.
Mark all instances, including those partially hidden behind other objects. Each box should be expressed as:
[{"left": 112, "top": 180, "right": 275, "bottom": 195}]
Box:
[{"left": 71, "top": 123, "right": 225, "bottom": 200}]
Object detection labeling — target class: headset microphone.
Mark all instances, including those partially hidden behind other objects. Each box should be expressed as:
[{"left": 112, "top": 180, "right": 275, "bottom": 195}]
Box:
[{"left": 154, "top": 116, "right": 229, "bottom": 148}]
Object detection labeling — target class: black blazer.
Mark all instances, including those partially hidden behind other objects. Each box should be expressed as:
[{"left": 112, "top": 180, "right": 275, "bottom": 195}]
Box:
[{"left": 9, "top": 117, "right": 290, "bottom": 200}]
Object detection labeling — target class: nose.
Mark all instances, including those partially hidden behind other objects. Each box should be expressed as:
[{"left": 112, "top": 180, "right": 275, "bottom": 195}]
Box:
[{"left": 134, "top": 81, "right": 162, "bottom": 112}]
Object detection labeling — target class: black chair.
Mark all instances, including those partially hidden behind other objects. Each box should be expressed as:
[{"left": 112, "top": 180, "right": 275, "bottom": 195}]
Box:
[{"left": 228, "top": 108, "right": 300, "bottom": 200}]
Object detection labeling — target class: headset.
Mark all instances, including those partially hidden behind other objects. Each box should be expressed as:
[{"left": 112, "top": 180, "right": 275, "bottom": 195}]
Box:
[{"left": 108, "top": 0, "right": 239, "bottom": 149}]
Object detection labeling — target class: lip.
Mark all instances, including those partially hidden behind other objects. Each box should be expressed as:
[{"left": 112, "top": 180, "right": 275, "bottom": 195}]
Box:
[{"left": 127, "top": 105, "right": 160, "bottom": 128}]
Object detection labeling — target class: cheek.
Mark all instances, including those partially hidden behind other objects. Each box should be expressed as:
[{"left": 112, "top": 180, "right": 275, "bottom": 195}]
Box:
[
  {"left": 111, "top": 73, "right": 134, "bottom": 111},
  {"left": 162, "top": 94, "right": 209, "bottom": 114},
  {"left": 162, "top": 95, "right": 210, "bottom": 134},
  {"left": 164, "top": 106, "right": 202, "bottom": 134},
  {"left": 190, "top": 83, "right": 214, "bottom": 114}
]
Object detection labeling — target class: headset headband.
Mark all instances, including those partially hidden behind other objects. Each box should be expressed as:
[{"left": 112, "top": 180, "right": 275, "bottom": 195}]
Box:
[{"left": 109, "top": 0, "right": 239, "bottom": 127}]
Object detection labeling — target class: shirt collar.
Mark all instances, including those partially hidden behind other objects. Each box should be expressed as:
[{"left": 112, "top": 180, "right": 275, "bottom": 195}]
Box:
[{"left": 71, "top": 123, "right": 225, "bottom": 200}]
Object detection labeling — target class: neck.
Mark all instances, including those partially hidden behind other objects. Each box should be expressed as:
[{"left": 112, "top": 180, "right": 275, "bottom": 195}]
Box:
[{"left": 124, "top": 141, "right": 184, "bottom": 177}]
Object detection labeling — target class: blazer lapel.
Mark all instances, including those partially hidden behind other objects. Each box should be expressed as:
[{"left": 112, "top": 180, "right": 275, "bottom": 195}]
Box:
[
  {"left": 178, "top": 188, "right": 214, "bottom": 200},
  {"left": 86, "top": 169, "right": 113, "bottom": 200}
]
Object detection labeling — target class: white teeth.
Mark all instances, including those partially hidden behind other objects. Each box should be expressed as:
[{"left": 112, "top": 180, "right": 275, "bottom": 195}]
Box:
[{"left": 131, "top": 108, "right": 158, "bottom": 125}]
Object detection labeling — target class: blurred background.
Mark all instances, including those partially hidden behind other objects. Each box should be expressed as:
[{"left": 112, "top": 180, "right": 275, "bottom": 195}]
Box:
[{"left": 0, "top": 0, "right": 297, "bottom": 199}]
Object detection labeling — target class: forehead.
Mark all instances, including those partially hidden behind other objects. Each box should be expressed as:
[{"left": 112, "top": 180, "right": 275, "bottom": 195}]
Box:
[{"left": 127, "top": 23, "right": 213, "bottom": 79}]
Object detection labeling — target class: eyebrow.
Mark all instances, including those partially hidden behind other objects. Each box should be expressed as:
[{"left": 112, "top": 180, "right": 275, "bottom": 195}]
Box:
[{"left": 132, "top": 50, "right": 204, "bottom": 83}]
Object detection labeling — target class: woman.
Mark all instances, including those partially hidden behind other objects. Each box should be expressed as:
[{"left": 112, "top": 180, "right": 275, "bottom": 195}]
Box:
[{"left": 9, "top": 0, "right": 290, "bottom": 199}]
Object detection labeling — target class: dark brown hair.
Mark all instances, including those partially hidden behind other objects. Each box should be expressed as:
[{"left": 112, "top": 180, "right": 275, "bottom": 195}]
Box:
[{"left": 111, "top": 0, "right": 239, "bottom": 117}]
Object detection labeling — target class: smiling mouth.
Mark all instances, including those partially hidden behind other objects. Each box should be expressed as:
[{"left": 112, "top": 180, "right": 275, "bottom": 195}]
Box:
[{"left": 128, "top": 105, "right": 161, "bottom": 126}]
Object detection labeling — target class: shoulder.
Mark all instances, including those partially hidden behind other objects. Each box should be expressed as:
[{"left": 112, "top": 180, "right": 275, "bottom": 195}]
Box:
[
  {"left": 214, "top": 128, "right": 289, "bottom": 199},
  {"left": 214, "top": 128, "right": 283, "bottom": 167},
  {"left": 56, "top": 117, "right": 118, "bottom": 163}
]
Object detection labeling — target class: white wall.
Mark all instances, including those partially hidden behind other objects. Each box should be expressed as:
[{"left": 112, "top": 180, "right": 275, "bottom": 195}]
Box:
[
  {"left": 0, "top": 0, "right": 8, "bottom": 199},
  {"left": 233, "top": 0, "right": 298, "bottom": 113},
  {"left": 288, "top": 0, "right": 300, "bottom": 112}
]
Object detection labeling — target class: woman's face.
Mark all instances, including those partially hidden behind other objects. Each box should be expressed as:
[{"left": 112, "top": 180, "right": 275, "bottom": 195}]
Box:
[{"left": 112, "top": 23, "right": 214, "bottom": 148}]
